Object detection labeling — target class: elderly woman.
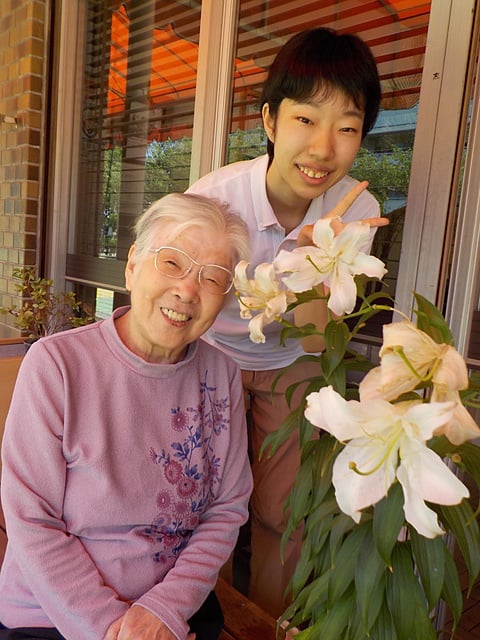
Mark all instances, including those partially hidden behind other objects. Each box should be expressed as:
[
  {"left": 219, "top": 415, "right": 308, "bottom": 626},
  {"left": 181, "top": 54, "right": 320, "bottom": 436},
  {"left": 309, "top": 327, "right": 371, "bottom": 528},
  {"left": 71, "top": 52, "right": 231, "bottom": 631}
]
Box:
[{"left": 0, "top": 193, "right": 253, "bottom": 640}]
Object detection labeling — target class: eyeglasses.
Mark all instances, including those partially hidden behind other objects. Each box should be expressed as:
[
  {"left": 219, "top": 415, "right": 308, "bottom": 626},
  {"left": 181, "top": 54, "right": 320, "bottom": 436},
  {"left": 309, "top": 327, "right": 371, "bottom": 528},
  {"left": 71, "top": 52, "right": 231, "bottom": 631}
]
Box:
[{"left": 150, "top": 246, "right": 234, "bottom": 295}]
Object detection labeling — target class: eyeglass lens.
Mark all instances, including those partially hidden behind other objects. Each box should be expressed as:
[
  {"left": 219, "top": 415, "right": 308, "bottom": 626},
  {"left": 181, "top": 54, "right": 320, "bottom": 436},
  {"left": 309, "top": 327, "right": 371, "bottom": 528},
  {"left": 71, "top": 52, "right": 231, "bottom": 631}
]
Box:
[{"left": 154, "top": 247, "right": 233, "bottom": 294}]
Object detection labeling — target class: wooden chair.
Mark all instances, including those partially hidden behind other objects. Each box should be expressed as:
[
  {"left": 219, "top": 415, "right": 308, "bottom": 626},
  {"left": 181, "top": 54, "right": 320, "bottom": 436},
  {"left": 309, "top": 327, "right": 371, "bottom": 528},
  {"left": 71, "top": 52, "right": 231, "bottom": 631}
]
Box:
[
  {"left": 216, "top": 577, "right": 278, "bottom": 640},
  {"left": 0, "top": 356, "right": 23, "bottom": 441}
]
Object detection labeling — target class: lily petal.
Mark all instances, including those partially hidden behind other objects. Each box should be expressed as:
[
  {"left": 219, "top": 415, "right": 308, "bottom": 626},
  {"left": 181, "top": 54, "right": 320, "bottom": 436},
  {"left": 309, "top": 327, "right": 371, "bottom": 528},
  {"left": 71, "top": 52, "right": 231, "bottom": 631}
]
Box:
[
  {"left": 349, "top": 252, "right": 387, "bottom": 279},
  {"left": 432, "top": 346, "right": 469, "bottom": 391},
  {"left": 401, "top": 400, "right": 457, "bottom": 442},
  {"left": 360, "top": 321, "right": 462, "bottom": 402},
  {"left": 397, "top": 437, "right": 469, "bottom": 537},
  {"left": 333, "top": 441, "right": 397, "bottom": 522},
  {"left": 325, "top": 261, "right": 357, "bottom": 315},
  {"left": 311, "top": 217, "right": 335, "bottom": 248},
  {"left": 359, "top": 366, "right": 384, "bottom": 401},
  {"left": 233, "top": 260, "right": 251, "bottom": 292},
  {"left": 247, "top": 313, "right": 268, "bottom": 344},
  {"left": 275, "top": 218, "right": 386, "bottom": 310},
  {"left": 305, "top": 386, "right": 395, "bottom": 441},
  {"left": 397, "top": 462, "right": 445, "bottom": 538},
  {"left": 234, "top": 261, "right": 296, "bottom": 344},
  {"left": 274, "top": 247, "right": 330, "bottom": 292},
  {"left": 254, "top": 262, "right": 284, "bottom": 296},
  {"left": 320, "top": 220, "right": 369, "bottom": 259},
  {"left": 431, "top": 387, "right": 480, "bottom": 444}
]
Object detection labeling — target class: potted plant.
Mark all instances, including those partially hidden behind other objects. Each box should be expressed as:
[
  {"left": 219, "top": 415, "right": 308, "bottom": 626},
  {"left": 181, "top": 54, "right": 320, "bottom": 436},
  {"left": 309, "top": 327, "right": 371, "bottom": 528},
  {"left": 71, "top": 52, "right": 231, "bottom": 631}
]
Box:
[
  {"left": 234, "top": 217, "right": 480, "bottom": 638},
  {"left": 0, "top": 266, "right": 94, "bottom": 341}
]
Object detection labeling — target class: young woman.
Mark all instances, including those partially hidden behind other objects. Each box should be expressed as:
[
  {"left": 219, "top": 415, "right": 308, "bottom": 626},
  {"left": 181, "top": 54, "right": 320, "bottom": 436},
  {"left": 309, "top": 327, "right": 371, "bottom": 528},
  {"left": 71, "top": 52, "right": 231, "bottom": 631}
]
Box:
[{"left": 187, "top": 27, "right": 388, "bottom": 617}]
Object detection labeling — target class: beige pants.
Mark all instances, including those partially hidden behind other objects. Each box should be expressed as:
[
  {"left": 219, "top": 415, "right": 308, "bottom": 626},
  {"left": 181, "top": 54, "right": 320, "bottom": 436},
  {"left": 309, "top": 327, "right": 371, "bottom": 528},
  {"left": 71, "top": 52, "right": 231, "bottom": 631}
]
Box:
[{"left": 241, "top": 360, "right": 321, "bottom": 617}]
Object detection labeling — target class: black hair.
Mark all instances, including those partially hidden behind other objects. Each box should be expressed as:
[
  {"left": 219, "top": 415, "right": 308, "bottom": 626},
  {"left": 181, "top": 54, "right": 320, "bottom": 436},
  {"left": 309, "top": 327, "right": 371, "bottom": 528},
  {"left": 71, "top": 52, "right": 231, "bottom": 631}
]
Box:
[{"left": 261, "top": 27, "right": 381, "bottom": 159}]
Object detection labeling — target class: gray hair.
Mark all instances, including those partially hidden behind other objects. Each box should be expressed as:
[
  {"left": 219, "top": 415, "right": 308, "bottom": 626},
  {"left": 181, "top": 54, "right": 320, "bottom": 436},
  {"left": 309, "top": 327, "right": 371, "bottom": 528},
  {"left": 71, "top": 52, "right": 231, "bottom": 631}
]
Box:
[{"left": 133, "top": 193, "right": 250, "bottom": 266}]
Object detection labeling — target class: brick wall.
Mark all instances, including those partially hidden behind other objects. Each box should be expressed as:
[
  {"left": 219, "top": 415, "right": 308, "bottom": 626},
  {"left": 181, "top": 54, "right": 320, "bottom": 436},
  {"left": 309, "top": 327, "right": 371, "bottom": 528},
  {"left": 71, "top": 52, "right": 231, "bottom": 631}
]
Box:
[{"left": 0, "top": 0, "right": 49, "bottom": 329}]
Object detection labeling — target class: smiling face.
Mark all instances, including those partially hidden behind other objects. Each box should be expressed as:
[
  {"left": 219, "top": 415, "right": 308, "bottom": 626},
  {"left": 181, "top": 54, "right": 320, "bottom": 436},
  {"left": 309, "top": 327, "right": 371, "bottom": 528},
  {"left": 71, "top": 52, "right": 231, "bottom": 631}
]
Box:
[
  {"left": 117, "top": 225, "right": 233, "bottom": 364},
  {"left": 263, "top": 87, "right": 364, "bottom": 223}
]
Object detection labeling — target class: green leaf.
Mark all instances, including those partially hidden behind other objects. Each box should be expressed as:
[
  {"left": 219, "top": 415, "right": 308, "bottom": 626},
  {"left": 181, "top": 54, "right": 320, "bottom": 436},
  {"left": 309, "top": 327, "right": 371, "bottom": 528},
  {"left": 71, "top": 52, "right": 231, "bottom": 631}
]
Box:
[
  {"left": 440, "top": 541, "right": 463, "bottom": 632},
  {"left": 344, "top": 605, "right": 374, "bottom": 640},
  {"left": 309, "top": 435, "right": 341, "bottom": 508},
  {"left": 301, "top": 572, "right": 330, "bottom": 624},
  {"left": 280, "top": 574, "right": 322, "bottom": 629},
  {"left": 327, "top": 523, "right": 369, "bottom": 606},
  {"left": 279, "top": 322, "right": 319, "bottom": 346},
  {"left": 291, "top": 618, "right": 327, "bottom": 640},
  {"left": 413, "top": 292, "right": 454, "bottom": 345},
  {"left": 260, "top": 404, "right": 303, "bottom": 458},
  {"left": 329, "top": 511, "right": 357, "bottom": 564},
  {"left": 434, "top": 499, "right": 480, "bottom": 591},
  {"left": 287, "top": 448, "right": 314, "bottom": 530},
  {"left": 409, "top": 527, "right": 445, "bottom": 610},
  {"left": 318, "top": 588, "right": 354, "bottom": 640},
  {"left": 355, "top": 524, "right": 387, "bottom": 632},
  {"left": 271, "top": 353, "right": 322, "bottom": 397},
  {"left": 298, "top": 410, "right": 316, "bottom": 449},
  {"left": 373, "top": 482, "right": 405, "bottom": 566},
  {"left": 289, "top": 531, "right": 316, "bottom": 599},
  {"left": 282, "top": 438, "right": 340, "bottom": 570},
  {"left": 386, "top": 542, "right": 426, "bottom": 640},
  {"left": 411, "top": 601, "right": 438, "bottom": 640},
  {"left": 370, "top": 599, "right": 398, "bottom": 640},
  {"left": 462, "top": 370, "right": 480, "bottom": 408},
  {"left": 303, "top": 496, "right": 337, "bottom": 541},
  {"left": 278, "top": 355, "right": 324, "bottom": 406},
  {"left": 326, "top": 360, "right": 348, "bottom": 397},
  {"left": 320, "top": 320, "right": 349, "bottom": 378}
]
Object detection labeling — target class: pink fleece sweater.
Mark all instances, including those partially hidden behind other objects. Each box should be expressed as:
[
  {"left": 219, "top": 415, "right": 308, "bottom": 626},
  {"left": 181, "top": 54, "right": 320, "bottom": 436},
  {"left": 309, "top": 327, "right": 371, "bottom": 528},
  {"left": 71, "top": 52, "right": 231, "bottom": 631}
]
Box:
[{"left": 0, "top": 307, "right": 252, "bottom": 640}]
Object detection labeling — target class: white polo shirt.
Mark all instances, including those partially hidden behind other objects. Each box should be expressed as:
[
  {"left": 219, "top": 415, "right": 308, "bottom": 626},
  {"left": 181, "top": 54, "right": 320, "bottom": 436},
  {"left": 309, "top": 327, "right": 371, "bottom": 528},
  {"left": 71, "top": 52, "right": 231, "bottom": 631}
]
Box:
[{"left": 187, "top": 154, "right": 380, "bottom": 371}]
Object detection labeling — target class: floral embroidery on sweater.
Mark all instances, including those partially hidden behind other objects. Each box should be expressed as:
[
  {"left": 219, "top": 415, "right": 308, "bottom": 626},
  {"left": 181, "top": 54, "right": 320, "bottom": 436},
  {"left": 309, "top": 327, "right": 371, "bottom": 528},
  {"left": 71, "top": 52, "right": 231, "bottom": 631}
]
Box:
[{"left": 145, "top": 370, "right": 229, "bottom": 563}]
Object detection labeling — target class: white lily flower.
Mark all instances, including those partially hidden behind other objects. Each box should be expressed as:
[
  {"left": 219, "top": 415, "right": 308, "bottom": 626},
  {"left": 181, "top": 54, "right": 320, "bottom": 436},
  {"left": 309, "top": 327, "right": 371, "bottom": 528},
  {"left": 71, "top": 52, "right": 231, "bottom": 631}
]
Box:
[
  {"left": 431, "top": 387, "right": 480, "bottom": 445},
  {"left": 305, "top": 386, "right": 469, "bottom": 538},
  {"left": 273, "top": 219, "right": 386, "bottom": 316},
  {"left": 360, "top": 320, "right": 469, "bottom": 402},
  {"left": 234, "top": 261, "right": 296, "bottom": 344}
]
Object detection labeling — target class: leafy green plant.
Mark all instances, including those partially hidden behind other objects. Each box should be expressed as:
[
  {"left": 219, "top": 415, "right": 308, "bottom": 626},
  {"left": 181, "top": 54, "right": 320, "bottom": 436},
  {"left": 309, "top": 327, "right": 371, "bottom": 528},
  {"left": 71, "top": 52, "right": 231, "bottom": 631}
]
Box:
[
  {"left": 265, "top": 295, "right": 480, "bottom": 639},
  {"left": 234, "top": 216, "right": 480, "bottom": 639},
  {"left": 0, "top": 267, "right": 94, "bottom": 338}
]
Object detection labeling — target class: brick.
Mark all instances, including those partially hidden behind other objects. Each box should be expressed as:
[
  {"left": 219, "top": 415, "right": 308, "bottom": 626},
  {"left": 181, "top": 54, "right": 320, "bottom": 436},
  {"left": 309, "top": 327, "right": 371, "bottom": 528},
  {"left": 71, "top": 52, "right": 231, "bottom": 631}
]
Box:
[
  {"left": 21, "top": 182, "right": 38, "bottom": 199},
  {"left": 23, "top": 216, "right": 37, "bottom": 232},
  {"left": 25, "top": 199, "right": 38, "bottom": 216},
  {"left": 0, "top": 0, "right": 46, "bottom": 308},
  {"left": 13, "top": 200, "right": 26, "bottom": 215}
]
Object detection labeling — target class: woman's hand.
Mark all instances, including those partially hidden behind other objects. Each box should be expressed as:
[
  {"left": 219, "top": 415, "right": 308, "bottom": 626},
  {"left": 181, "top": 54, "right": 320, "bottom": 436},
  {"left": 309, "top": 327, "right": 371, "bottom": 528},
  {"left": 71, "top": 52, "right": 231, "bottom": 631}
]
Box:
[
  {"left": 296, "top": 180, "right": 389, "bottom": 247},
  {"left": 104, "top": 606, "right": 196, "bottom": 640}
]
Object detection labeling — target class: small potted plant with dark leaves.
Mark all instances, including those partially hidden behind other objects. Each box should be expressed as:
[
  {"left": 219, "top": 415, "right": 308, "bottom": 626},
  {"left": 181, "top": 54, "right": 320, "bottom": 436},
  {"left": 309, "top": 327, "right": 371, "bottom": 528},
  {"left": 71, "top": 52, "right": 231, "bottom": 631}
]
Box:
[{"left": 0, "top": 266, "right": 94, "bottom": 345}]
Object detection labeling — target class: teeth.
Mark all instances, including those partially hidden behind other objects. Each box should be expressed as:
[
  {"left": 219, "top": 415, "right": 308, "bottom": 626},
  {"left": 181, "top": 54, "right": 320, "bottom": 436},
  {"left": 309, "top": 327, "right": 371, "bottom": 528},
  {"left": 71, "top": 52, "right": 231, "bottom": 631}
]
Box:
[
  {"left": 299, "top": 165, "right": 328, "bottom": 179},
  {"left": 162, "top": 308, "right": 189, "bottom": 322}
]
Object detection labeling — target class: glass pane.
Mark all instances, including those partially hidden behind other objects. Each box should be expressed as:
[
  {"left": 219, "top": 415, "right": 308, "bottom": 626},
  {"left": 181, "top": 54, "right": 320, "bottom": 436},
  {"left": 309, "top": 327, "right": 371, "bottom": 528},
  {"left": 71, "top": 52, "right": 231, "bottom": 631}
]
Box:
[
  {"left": 70, "top": 0, "right": 201, "bottom": 293},
  {"left": 228, "top": 0, "right": 431, "bottom": 337}
]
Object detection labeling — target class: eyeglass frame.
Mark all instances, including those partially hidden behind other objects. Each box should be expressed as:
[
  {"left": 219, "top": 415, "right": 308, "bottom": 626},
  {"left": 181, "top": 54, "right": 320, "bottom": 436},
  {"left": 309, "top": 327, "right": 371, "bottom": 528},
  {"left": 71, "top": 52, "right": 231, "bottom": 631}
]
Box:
[{"left": 149, "top": 246, "right": 235, "bottom": 295}]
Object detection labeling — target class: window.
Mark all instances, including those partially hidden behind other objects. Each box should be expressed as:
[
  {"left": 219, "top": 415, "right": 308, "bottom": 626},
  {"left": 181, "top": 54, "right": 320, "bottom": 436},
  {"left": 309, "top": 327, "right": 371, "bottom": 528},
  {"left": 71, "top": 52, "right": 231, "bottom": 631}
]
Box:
[
  {"left": 61, "top": 0, "right": 203, "bottom": 305},
  {"left": 227, "top": 0, "right": 431, "bottom": 335},
  {"left": 50, "top": 0, "right": 478, "bottom": 342}
]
